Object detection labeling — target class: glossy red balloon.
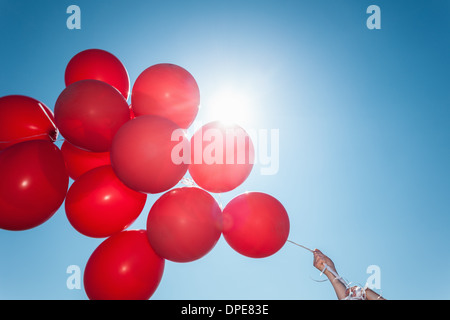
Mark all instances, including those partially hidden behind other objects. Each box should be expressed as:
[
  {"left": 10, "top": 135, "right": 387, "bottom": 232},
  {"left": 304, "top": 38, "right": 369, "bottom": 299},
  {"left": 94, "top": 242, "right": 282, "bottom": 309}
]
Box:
[
  {"left": 131, "top": 63, "right": 200, "bottom": 128},
  {"left": 61, "top": 140, "right": 111, "bottom": 180},
  {"left": 65, "top": 48, "right": 130, "bottom": 100},
  {"left": 0, "top": 140, "right": 69, "bottom": 231},
  {"left": 54, "top": 79, "right": 130, "bottom": 152},
  {"left": 189, "top": 121, "right": 255, "bottom": 193},
  {"left": 222, "top": 192, "right": 290, "bottom": 258},
  {"left": 0, "top": 95, "right": 58, "bottom": 151},
  {"left": 146, "top": 187, "right": 222, "bottom": 263},
  {"left": 84, "top": 230, "right": 164, "bottom": 300},
  {"left": 65, "top": 165, "right": 147, "bottom": 238},
  {"left": 110, "top": 115, "right": 189, "bottom": 194}
]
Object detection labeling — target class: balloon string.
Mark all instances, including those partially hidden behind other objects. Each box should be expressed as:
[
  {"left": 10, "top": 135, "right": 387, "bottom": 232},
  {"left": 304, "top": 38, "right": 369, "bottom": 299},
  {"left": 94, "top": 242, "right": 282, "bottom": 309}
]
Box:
[
  {"left": 287, "top": 240, "right": 330, "bottom": 283},
  {"left": 286, "top": 239, "right": 314, "bottom": 253},
  {"left": 287, "top": 239, "right": 362, "bottom": 297},
  {"left": 0, "top": 133, "right": 53, "bottom": 144},
  {"left": 0, "top": 104, "right": 59, "bottom": 144},
  {"left": 37, "top": 102, "right": 58, "bottom": 133},
  {"left": 180, "top": 177, "right": 197, "bottom": 187}
]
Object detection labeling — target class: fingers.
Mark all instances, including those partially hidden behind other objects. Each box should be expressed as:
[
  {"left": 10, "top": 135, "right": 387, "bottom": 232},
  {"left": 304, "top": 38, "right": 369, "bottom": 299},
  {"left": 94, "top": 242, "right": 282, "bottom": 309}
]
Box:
[
  {"left": 313, "top": 249, "right": 324, "bottom": 260},
  {"left": 313, "top": 250, "right": 325, "bottom": 269}
]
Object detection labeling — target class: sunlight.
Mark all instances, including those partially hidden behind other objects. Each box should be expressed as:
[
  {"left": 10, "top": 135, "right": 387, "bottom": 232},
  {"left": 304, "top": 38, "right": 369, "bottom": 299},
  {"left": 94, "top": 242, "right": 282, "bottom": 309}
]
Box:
[{"left": 203, "top": 86, "right": 254, "bottom": 126}]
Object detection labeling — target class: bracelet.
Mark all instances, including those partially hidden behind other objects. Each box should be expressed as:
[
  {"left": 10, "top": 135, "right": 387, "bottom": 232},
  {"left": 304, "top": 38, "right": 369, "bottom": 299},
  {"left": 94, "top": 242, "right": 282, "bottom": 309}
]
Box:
[{"left": 321, "top": 264, "right": 348, "bottom": 288}]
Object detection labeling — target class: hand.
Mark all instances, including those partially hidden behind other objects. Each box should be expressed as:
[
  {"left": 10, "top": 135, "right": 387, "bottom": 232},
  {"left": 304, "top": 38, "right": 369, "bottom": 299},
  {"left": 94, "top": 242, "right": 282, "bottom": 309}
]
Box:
[
  {"left": 313, "top": 249, "right": 337, "bottom": 275},
  {"left": 313, "top": 249, "right": 348, "bottom": 300}
]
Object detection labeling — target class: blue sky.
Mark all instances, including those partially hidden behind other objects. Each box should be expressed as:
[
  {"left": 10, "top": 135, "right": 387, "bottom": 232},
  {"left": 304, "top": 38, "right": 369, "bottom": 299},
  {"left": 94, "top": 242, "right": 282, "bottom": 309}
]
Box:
[{"left": 0, "top": 0, "right": 449, "bottom": 299}]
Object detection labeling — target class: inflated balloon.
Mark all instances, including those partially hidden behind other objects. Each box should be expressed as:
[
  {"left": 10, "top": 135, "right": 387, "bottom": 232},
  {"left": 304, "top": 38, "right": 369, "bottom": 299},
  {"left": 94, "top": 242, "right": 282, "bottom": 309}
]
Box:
[
  {"left": 0, "top": 95, "right": 58, "bottom": 151},
  {"left": 146, "top": 187, "right": 222, "bottom": 263},
  {"left": 61, "top": 140, "right": 111, "bottom": 180},
  {"left": 65, "top": 165, "right": 147, "bottom": 238},
  {"left": 189, "top": 121, "right": 255, "bottom": 193},
  {"left": 0, "top": 140, "right": 69, "bottom": 231},
  {"left": 222, "top": 192, "right": 290, "bottom": 258},
  {"left": 54, "top": 79, "right": 130, "bottom": 152},
  {"left": 84, "top": 230, "right": 164, "bottom": 300},
  {"left": 65, "top": 48, "right": 130, "bottom": 100},
  {"left": 110, "top": 115, "right": 189, "bottom": 194},
  {"left": 131, "top": 63, "right": 200, "bottom": 128}
]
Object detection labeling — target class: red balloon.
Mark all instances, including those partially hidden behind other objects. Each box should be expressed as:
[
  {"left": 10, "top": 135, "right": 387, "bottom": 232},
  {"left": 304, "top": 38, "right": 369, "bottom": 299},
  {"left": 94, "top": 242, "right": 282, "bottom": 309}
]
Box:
[
  {"left": 0, "top": 95, "right": 58, "bottom": 151},
  {"left": 0, "top": 140, "right": 69, "bottom": 231},
  {"left": 54, "top": 79, "right": 130, "bottom": 152},
  {"left": 65, "top": 49, "right": 130, "bottom": 100},
  {"left": 131, "top": 63, "right": 200, "bottom": 128},
  {"left": 65, "top": 165, "right": 147, "bottom": 238},
  {"left": 61, "top": 140, "right": 111, "bottom": 180},
  {"left": 189, "top": 121, "right": 255, "bottom": 193},
  {"left": 110, "top": 115, "right": 189, "bottom": 194},
  {"left": 146, "top": 187, "right": 222, "bottom": 263},
  {"left": 84, "top": 230, "right": 164, "bottom": 300},
  {"left": 222, "top": 192, "right": 290, "bottom": 258}
]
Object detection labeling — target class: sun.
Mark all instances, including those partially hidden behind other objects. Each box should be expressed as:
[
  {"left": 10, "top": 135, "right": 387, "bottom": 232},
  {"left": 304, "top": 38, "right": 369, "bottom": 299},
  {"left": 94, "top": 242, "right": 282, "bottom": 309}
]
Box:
[{"left": 202, "top": 86, "right": 254, "bottom": 126}]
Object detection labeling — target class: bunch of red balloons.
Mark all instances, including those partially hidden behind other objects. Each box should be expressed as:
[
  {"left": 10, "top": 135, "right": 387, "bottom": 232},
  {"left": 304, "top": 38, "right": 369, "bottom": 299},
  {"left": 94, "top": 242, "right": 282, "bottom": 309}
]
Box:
[{"left": 0, "top": 49, "right": 290, "bottom": 300}]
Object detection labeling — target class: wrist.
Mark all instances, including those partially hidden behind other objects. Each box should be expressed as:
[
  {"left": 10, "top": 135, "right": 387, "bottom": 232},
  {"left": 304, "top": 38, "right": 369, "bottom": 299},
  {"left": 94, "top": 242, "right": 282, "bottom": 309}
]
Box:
[
  {"left": 323, "top": 266, "right": 339, "bottom": 280},
  {"left": 325, "top": 269, "right": 338, "bottom": 279}
]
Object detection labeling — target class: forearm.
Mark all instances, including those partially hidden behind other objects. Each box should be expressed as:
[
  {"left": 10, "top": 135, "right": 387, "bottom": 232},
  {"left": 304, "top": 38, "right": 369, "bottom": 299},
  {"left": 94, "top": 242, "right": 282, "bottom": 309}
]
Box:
[
  {"left": 365, "top": 288, "right": 385, "bottom": 300},
  {"left": 324, "top": 269, "right": 347, "bottom": 300}
]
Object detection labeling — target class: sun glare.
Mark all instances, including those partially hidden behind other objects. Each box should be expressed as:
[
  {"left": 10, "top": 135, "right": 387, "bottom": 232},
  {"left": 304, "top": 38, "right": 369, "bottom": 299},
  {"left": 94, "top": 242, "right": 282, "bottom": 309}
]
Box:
[{"left": 203, "top": 87, "right": 254, "bottom": 126}]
